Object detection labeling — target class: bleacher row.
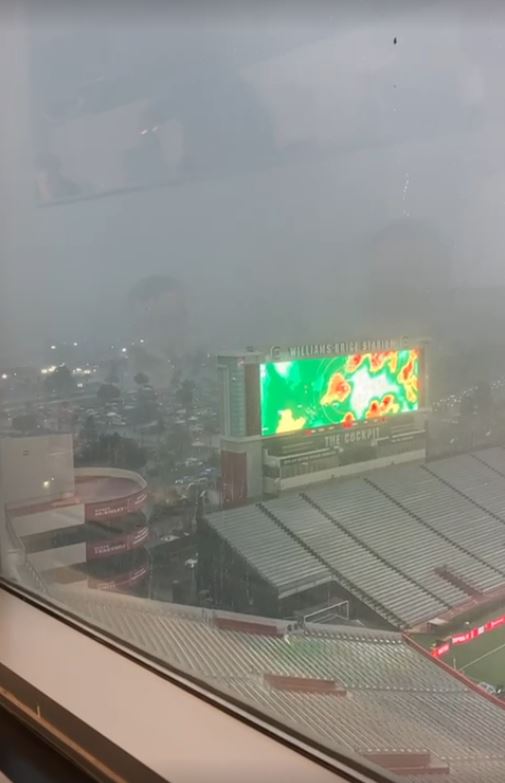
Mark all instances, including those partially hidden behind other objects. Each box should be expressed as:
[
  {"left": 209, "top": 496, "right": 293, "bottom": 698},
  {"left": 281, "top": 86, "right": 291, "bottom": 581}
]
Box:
[
  {"left": 208, "top": 447, "right": 505, "bottom": 628},
  {"left": 50, "top": 587, "right": 505, "bottom": 782}
]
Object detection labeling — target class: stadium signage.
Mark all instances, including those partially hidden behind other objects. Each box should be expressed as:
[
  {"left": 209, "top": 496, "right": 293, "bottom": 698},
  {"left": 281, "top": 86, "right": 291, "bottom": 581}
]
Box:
[
  {"left": 431, "top": 611, "right": 505, "bottom": 658},
  {"left": 86, "top": 490, "right": 147, "bottom": 520},
  {"left": 325, "top": 425, "right": 381, "bottom": 448},
  {"left": 86, "top": 526, "right": 149, "bottom": 559},
  {"left": 276, "top": 425, "right": 383, "bottom": 463},
  {"left": 270, "top": 337, "right": 409, "bottom": 361}
]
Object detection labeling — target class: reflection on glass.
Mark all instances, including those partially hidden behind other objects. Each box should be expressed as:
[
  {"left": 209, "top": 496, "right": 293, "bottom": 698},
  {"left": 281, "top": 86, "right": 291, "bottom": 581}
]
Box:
[{"left": 3, "top": 3, "right": 505, "bottom": 780}]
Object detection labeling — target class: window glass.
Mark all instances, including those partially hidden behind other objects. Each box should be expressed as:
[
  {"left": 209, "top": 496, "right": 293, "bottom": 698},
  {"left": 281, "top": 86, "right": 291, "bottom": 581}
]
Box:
[{"left": 3, "top": 2, "right": 505, "bottom": 780}]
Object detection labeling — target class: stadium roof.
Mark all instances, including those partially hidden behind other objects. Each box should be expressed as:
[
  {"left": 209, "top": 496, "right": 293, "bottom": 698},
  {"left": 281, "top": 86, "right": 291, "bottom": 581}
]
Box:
[
  {"left": 51, "top": 586, "right": 505, "bottom": 782},
  {"left": 204, "top": 447, "right": 505, "bottom": 629}
]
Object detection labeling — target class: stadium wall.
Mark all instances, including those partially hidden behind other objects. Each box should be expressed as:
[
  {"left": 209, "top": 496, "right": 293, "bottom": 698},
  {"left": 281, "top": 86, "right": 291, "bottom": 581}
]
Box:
[{"left": 265, "top": 448, "right": 426, "bottom": 494}]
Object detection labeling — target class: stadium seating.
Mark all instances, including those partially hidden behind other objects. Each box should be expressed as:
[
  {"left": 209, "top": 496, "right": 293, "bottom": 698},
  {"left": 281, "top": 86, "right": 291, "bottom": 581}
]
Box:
[
  {"left": 428, "top": 449, "right": 505, "bottom": 524},
  {"left": 309, "top": 484, "right": 466, "bottom": 615},
  {"left": 372, "top": 461, "right": 505, "bottom": 590},
  {"left": 202, "top": 448, "right": 505, "bottom": 628},
  {"left": 208, "top": 504, "right": 332, "bottom": 598},
  {"left": 266, "top": 492, "right": 449, "bottom": 626},
  {"left": 50, "top": 587, "right": 505, "bottom": 783}
]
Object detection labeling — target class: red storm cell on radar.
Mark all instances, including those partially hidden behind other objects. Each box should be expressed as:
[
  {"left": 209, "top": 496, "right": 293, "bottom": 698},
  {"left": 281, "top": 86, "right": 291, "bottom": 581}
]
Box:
[
  {"left": 401, "top": 360, "right": 413, "bottom": 381},
  {"left": 320, "top": 372, "right": 352, "bottom": 406},
  {"left": 380, "top": 393, "right": 400, "bottom": 416},
  {"left": 343, "top": 411, "right": 356, "bottom": 428},
  {"left": 365, "top": 399, "right": 381, "bottom": 419},
  {"left": 370, "top": 352, "right": 389, "bottom": 372},
  {"left": 346, "top": 353, "right": 364, "bottom": 373},
  {"left": 398, "top": 353, "right": 419, "bottom": 404}
]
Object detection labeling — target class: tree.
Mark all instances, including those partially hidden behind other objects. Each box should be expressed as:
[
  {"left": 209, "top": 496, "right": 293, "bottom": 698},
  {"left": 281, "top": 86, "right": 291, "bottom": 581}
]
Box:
[
  {"left": 157, "top": 444, "right": 176, "bottom": 480},
  {"left": 171, "top": 367, "right": 182, "bottom": 390},
  {"left": 81, "top": 414, "right": 98, "bottom": 446},
  {"left": 44, "top": 365, "right": 76, "bottom": 398},
  {"left": 170, "top": 422, "right": 191, "bottom": 459},
  {"left": 105, "top": 359, "right": 120, "bottom": 385},
  {"left": 176, "top": 379, "right": 195, "bottom": 410},
  {"left": 154, "top": 417, "right": 167, "bottom": 441},
  {"left": 12, "top": 413, "right": 38, "bottom": 433},
  {"left": 134, "top": 371, "right": 149, "bottom": 386},
  {"left": 97, "top": 383, "right": 121, "bottom": 406},
  {"left": 132, "top": 384, "right": 158, "bottom": 424},
  {"left": 76, "top": 434, "right": 146, "bottom": 470},
  {"left": 190, "top": 348, "right": 207, "bottom": 375},
  {"left": 206, "top": 451, "right": 219, "bottom": 469}
]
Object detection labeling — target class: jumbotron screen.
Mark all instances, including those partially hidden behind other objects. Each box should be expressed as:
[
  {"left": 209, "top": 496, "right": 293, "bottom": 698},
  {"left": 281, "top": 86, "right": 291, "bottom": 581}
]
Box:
[{"left": 260, "top": 349, "right": 420, "bottom": 437}]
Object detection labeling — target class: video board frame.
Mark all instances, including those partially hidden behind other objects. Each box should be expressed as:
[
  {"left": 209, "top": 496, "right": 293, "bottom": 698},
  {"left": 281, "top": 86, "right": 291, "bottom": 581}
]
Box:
[{"left": 259, "top": 348, "right": 421, "bottom": 438}]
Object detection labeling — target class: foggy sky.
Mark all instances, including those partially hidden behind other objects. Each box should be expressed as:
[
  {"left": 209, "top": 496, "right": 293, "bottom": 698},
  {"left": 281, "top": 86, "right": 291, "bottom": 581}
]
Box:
[{"left": 2, "top": 1, "right": 505, "bottom": 364}]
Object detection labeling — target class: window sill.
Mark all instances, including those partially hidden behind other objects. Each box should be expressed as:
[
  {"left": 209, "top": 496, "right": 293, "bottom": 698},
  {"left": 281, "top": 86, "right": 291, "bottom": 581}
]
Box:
[{"left": 0, "top": 583, "right": 382, "bottom": 783}]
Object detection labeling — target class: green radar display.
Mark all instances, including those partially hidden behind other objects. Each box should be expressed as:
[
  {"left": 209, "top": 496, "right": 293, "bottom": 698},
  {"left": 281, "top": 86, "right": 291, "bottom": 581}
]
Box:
[{"left": 260, "top": 349, "right": 419, "bottom": 437}]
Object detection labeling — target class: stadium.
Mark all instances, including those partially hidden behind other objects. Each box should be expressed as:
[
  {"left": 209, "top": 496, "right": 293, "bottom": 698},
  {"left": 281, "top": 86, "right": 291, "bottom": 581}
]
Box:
[
  {"left": 199, "top": 448, "right": 505, "bottom": 629},
  {"left": 5, "top": 338, "right": 505, "bottom": 780}
]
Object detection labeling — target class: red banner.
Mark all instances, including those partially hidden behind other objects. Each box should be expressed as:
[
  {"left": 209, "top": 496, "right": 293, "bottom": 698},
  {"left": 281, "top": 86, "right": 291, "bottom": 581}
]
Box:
[
  {"left": 431, "top": 611, "right": 505, "bottom": 658},
  {"left": 86, "top": 526, "right": 149, "bottom": 560},
  {"left": 85, "top": 490, "right": 147, "bottom": 521}
]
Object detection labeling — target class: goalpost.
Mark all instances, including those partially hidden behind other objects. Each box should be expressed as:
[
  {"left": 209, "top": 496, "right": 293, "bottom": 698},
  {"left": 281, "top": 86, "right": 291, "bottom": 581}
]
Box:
[{"left": 303, "top": 600, "right": 350, "bottom": 625}]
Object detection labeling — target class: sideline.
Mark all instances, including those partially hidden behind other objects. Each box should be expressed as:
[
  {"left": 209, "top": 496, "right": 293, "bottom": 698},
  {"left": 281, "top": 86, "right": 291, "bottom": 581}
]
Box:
[{"left": 461, "top": 638, "right": 505, "bottom": 673}]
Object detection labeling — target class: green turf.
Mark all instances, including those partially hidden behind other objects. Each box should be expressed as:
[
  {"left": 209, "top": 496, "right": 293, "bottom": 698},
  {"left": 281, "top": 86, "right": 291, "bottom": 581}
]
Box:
[
  {"left": 445, "top": 625, "right": 505, "bottom": 687},
  {"left": 420, "top": 604, "right": 505, "bottom": 688}
]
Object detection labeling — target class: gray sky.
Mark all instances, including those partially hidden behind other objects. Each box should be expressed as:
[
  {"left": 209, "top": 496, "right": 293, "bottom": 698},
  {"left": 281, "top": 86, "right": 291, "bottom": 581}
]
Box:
[{"left": 2, "top": 1, "right": 505, "bottom": 362}]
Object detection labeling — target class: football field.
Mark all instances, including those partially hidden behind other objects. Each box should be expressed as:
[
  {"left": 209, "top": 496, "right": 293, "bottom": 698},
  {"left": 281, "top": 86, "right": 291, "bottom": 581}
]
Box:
[{"left": 440, "top": 608, "right": 505, "bottom": 688}]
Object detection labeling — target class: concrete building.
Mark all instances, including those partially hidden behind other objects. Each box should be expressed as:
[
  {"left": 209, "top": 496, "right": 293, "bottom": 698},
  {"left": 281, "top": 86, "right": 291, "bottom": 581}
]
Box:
[{"left": 0, "top": 434, "right": 149, "bottom": 593}]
